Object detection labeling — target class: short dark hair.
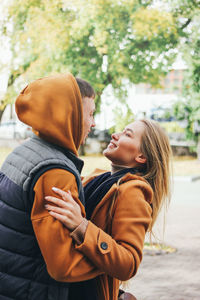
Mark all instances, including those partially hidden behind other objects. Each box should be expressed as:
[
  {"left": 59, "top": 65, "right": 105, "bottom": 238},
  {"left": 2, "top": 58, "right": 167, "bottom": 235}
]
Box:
[{"left": 75, "top": 77, "right": 95, "bottom": 99}]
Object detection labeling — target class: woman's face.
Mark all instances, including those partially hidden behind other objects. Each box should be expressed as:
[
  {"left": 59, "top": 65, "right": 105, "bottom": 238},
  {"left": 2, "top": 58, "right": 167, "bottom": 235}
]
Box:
[{"left": 103, "top": 121, "right": 146, "bottom": 167}]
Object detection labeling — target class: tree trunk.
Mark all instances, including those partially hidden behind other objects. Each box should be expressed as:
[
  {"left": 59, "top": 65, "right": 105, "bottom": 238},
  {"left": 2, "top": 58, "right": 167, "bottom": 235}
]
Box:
[
  {"left": 79, "top": 144, "right": 85, "bottom": 156},
  {"left": 197, "top": 135, "right": 200, "bottom": 161},
  {"left": 0, "top": 107, "right": 6, "bottom": 123}
]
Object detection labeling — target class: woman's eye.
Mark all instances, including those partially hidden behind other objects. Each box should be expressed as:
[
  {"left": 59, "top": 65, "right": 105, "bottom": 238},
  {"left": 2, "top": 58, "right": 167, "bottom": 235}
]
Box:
[{"left": 123, "top": 131, "right": 130, "bottom": 137}]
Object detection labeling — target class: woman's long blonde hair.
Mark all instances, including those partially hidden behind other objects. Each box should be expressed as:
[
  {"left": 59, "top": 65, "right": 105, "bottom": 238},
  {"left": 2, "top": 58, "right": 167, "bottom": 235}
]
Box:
[{"left": 140, "top": 119, "right": 172, "bottom": 232}]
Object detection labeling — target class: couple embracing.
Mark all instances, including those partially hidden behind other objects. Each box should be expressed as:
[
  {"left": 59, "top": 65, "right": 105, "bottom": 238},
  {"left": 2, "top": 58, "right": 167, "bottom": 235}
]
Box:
[{"left": 0, "top": 73, "right": 171, "bottom": 300}]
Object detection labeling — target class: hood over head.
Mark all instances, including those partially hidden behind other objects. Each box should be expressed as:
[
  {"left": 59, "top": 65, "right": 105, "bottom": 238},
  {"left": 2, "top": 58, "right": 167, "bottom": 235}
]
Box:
[{"left": 15, "top": 73, "right": 83, "bottom": 156}]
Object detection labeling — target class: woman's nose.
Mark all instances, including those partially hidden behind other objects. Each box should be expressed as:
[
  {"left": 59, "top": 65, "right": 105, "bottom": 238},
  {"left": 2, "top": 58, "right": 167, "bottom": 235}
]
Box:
[
  {"left": 92, "top": 118, "right": 96, "bottom": 127},
  {"left": 111, "top": 132, "right": 120, "bottom": 140}
]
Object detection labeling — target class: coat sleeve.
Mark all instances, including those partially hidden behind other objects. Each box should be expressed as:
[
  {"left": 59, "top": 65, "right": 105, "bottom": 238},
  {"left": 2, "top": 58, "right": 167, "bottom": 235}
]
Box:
[
  {"left": 74, "top": 180, "right": 153, "bottom": 281},
  {"left": 31, "top": 168, "right": 103, "bottom": 282}
]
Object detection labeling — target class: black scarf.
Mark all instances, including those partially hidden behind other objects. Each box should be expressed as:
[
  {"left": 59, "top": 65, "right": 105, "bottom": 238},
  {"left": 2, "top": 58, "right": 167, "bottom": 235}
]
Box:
[{"left": 84, "top": 167, "right": 140, "bottom": 219}]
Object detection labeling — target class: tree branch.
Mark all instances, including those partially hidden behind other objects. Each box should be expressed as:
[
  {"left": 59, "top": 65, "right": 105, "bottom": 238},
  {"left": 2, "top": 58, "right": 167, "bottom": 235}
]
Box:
[{"left": 181, "top": 18, "right": 192, "bottom": 30}]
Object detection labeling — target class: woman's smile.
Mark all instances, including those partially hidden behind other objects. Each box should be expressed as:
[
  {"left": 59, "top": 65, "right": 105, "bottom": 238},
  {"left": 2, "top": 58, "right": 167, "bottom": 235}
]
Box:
[{"left": 107, "top": 140, "right": 117, "bottom": 149}]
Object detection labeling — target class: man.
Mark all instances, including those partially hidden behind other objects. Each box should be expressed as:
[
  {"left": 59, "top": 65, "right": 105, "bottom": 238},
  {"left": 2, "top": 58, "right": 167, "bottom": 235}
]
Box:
[{"left": 0, "top": 73, "right": 98, "bottom": 300}]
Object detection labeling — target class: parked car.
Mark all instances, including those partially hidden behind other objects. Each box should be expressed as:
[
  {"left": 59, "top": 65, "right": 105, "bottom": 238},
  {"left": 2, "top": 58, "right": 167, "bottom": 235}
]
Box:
[
  {"left": 150, "top": 107, "right": 175, "bottom": 122},
  {"left": 0, "top": 120, "right": 33, "bottom": 139}
]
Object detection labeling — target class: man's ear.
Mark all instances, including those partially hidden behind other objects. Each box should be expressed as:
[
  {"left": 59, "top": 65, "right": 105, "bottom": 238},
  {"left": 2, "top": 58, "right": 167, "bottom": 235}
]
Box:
[{"left": 135, "top": 153, "right": 147, "bottom": 164}]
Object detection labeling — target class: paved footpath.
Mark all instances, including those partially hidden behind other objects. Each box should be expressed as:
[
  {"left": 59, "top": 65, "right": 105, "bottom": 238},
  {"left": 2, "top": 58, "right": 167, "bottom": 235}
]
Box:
[{"left": 126, "top": 179, "right": 200, "bottom": 300}]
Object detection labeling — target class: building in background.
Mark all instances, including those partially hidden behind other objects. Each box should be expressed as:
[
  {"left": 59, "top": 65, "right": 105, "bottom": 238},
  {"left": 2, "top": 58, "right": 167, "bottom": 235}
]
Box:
[{"left": 96, "top": 57, "right": 187, "bottom": 130}]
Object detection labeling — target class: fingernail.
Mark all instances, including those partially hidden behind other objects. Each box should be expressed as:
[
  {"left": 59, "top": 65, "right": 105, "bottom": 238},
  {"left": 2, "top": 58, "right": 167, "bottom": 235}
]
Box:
[
  {"left": 52, "top": 187, "right": 59, "bottom": 192},
  {"left": 44, "top": 205, "right": 48, "bottom": 208}
]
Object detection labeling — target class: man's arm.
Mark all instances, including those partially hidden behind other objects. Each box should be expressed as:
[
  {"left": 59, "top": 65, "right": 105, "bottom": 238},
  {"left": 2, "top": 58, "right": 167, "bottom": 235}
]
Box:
[{"left": 31, "top": 168, "right": 103, "bottom": 282}]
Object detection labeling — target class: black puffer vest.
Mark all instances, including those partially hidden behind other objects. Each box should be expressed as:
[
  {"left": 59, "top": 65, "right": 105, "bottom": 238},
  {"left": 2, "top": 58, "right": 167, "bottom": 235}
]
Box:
[{"left": 0, "top": 135, "right": 84, "bottom": 300}]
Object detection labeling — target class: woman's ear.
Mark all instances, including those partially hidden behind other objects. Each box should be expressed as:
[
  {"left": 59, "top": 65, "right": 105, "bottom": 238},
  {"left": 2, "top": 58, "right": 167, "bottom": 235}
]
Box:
[{"left": 135, "top": 153, "right": 147, "bottom": 164}]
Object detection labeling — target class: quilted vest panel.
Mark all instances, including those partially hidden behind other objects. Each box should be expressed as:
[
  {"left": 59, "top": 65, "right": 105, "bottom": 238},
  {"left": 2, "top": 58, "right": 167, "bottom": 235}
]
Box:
[{"left": 0, "top": 136, "right": 84, "bottom": 300}]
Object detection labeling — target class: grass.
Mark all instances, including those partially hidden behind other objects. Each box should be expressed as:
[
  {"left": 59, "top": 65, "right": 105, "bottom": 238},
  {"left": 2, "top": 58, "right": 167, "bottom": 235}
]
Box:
[
  {"left": 81, "top": 155, "right": 200, "bottom": 176},
  {"left": 171, "top": 156, "right": 200, "bottom": 177},
  {"left": 0, "top": 147, "right": 200, "bottom": 176},
  {"left": 143, "top": 242, "right": 177, "bottom": 255},
  {"left": 0, "top": 148, "right": 12, "bottom": 167}
]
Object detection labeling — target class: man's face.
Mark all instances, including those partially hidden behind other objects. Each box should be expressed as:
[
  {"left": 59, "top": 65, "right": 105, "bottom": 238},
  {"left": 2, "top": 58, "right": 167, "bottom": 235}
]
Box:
[{"left": 82, "top": 97, "right": 96, "bottom": 144}]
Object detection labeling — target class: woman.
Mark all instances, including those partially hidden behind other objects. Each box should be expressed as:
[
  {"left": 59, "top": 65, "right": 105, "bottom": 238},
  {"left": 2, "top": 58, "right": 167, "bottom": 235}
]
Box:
[{"left": 45, "top": 119, "right": 172, "bottom": 300}]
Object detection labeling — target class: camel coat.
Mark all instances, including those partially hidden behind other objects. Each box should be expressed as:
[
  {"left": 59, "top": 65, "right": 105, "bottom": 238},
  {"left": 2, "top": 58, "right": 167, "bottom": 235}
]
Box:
[{"left": 75, "top": 169, "right": 153, "bottom": 300}]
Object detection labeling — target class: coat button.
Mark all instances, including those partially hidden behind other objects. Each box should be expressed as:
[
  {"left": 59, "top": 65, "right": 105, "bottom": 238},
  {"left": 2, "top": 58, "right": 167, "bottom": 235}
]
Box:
[{"left": 100, "top": 242, "right": 108, "bottom": 250}]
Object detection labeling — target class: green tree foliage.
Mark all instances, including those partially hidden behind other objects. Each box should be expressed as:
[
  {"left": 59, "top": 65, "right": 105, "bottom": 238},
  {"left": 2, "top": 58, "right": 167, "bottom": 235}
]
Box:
[
  {"left": 170, "top": 0, "right": 200, "bottom": 157},
  {"left": 110, "top": 104, "right": 135, "bottom": 134},
  {"left": 0, "top": 0, "right": 179, "bottom": 119}
]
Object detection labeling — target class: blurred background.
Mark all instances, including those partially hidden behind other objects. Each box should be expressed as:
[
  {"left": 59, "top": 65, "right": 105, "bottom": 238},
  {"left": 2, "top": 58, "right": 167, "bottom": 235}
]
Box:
[
  {"left": 0, "top": 1, "right": 200, "bottom": 299},
  {"left": 0, "top": 0, "right": 199, "bottom": 174}
]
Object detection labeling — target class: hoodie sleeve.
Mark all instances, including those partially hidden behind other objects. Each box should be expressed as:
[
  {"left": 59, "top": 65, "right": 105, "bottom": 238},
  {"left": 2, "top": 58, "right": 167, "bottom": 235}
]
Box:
[{"left": 31, "top": 168, "right": 103, "bottom": 282}]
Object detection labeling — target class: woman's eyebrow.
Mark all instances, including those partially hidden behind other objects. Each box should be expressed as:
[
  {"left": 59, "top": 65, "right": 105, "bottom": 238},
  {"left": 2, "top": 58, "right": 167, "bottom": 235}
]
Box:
[{"left": 125, "top": 128, "right": 134, "bottom": 134}]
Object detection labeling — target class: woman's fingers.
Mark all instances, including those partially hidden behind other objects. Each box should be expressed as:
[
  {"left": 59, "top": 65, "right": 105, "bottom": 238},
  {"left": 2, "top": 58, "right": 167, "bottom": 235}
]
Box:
[
  {"left": 52, "top": 187, "right": 72, "bottom": 201},
  {"left": 48, "top": 210, "right": 68, "bottom": 224},
  {"left": 44, "top": 187, "right": 83, "bottom": 231},
  {"left": 46, "top": 204, "right": 83, "bottom": 231},
  {"left": 45, "top": 196, "right": 67, "bottom": 208},
  {"left": 45, "top": 204, "right": 72, "bottom": 215}
]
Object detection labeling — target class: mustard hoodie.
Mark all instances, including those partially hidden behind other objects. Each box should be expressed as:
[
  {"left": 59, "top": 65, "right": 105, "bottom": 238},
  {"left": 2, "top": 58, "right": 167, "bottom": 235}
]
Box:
[{"left": 15, "top": 73, "right": 83, "bottom": 155}]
